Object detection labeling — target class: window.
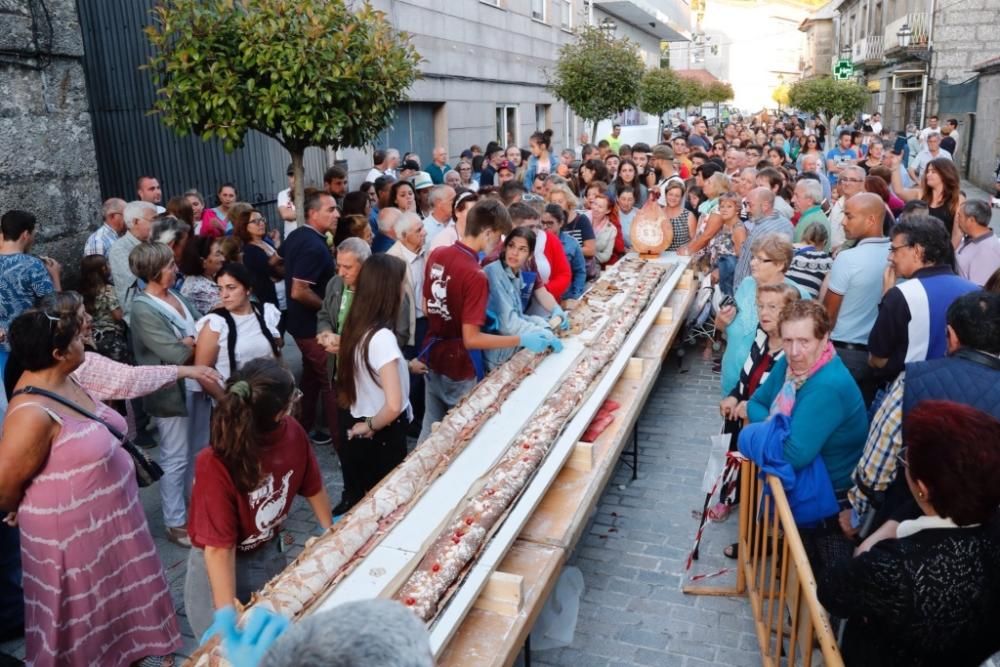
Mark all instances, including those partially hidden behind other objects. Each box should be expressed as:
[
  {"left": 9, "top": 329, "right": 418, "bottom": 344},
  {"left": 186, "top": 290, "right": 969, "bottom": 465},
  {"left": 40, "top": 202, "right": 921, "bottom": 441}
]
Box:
[
  {"left": 532, "top": 0, "right": 546, "bottom": 22},
  {"left": 496, "top": 105, "right": 519, "bottom": 146},
  {"left": 559, "top": 0, "right": 572, "bottom": 29},
  {"left": 535, "top": 104, "right": 550, "bottom": 132}
]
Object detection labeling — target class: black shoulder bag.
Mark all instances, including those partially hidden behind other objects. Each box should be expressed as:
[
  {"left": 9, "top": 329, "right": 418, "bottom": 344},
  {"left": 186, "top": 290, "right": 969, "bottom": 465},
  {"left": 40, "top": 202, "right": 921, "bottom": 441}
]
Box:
[{"left": 12, "top": 386, "right": 164, "bottom": 487}]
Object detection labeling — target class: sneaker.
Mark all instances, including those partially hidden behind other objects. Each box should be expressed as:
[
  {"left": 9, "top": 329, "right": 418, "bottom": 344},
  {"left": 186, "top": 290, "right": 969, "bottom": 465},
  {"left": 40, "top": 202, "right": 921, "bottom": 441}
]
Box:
[
  {"left": 165, "top": 526, "right": 191, "bottom": 548},
  {"left": 310, "top": 430, "right": 332, "bottom": 446}
]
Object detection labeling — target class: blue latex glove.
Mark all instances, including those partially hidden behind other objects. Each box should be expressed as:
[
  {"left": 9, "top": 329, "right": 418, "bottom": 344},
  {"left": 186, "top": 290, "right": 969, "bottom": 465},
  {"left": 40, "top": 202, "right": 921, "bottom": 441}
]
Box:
[
  {"left": 221, "top": 607, "right": 291, "bottom": 667},
  {"left": 550, "top": 305, "right": 571, "bottom": 331},
  {"left": 200, "top": 605, "right": 237, "bottom": 645},
  {"left": 520, "top": 330, "right": 563, "bottom": 354}
]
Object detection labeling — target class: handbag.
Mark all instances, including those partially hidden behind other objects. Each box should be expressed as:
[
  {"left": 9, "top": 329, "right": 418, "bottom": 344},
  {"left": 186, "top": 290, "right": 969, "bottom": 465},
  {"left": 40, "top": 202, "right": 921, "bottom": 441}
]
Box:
[{"left": 12, "top": 386, "right": 164, "bottom": 487}]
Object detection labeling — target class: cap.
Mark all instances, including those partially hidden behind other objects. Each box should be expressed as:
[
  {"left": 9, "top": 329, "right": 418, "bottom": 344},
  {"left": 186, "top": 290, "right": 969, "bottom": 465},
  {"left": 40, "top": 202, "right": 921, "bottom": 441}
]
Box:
[
  {"left": 286, "top": 162, "right": 294, "bottom": 176},
  {"left": 401, "top": 159, "right": 421, "bottom": 172},
  {"left": 651, "top": 144, "right": 675, "bottom": 161},
  {"left": 412, "top": 171, "right": 434, "bottom": 190}
]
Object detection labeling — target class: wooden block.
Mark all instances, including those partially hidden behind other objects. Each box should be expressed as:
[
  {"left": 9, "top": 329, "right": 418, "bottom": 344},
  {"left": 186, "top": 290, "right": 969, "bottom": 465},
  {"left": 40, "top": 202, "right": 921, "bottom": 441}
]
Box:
[
  {"left": 567, "top": 441, "right": 595, "bottom": 472},
  {"left": 679, "top": 269, "right": 694, "bottom": 290},
  {"left": 623, "top": 357, "right": 644, "bottom": 380},
  {"left": 472, "top": 571, "right": 523, "bottom": 617},
  {"left": 656, "top": 306, "right": 673, "bottom": 325}
]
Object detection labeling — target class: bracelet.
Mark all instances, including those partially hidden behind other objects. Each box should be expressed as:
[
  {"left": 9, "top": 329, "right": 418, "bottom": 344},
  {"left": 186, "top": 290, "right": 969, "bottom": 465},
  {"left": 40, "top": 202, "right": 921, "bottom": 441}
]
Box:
[{"left": 365, "top": 416, "right": 376, "bottom": 432}]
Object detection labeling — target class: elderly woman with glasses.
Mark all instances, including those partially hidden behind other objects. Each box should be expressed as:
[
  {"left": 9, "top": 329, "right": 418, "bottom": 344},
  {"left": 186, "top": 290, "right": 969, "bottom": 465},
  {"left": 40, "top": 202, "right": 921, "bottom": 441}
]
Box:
[
  {"left": 717, "top": 234, "right": 812, "bottom": 398},
  {"left": 184, "top": 358, "right": 332, "bottom": 641},
  {"left": 129, "top": 242, "right": 215, "bottom": 548}
]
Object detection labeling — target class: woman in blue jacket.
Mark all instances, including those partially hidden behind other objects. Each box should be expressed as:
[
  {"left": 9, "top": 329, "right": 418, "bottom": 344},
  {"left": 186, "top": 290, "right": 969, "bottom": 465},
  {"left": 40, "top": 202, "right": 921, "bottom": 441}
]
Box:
[
  {"left": 524, "top": 130, "right": 560, "bottom": 192},
  {"left": 483, "top": 228, "right": 563, "bottom": 370}
]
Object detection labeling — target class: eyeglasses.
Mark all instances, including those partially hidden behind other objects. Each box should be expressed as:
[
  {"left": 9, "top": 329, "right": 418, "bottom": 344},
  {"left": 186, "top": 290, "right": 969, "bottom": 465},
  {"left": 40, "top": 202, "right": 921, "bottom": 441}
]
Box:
[
  {"left": 895, "top": 447, "right": 909, "bottom": 470},
  {"left": 750, "top": 256, "right": 775, "bottom": 264},
  {"left": 889, "top": 243, "right": 911, "bottom": 254},
  {"left": 249, "top": 217, "right": 266, "bottom": 225},
  {"left": 839, "top": 177, "right": 864, "bottom": 184}
]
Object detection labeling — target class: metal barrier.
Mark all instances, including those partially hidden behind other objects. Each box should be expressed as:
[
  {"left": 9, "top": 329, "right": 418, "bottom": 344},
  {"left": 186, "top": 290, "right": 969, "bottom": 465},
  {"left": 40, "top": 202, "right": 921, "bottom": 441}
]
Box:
[{"left": 684, "top": 459, "right": 844, "bottom": 667}]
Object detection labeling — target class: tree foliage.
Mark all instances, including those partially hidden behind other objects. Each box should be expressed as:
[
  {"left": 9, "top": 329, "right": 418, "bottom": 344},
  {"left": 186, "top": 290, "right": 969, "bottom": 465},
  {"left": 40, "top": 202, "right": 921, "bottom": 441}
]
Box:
[
  {"left": 547, "top": 26, "right": 645, "bottom": 137},
  {"left": 788, "top": 76, "right": 867, "bottom": 127},
  {"left": 677, "top": 77, "right": 709, "bottom": 109},
  {"left": 705, "top": 81, "right": 734, "bottom": 104},
  {"left": 639, "top": 68, "right": 684, "bottom": 135},
  {"left": 145, "top": 0, "right": 421, "bottom": 225},
  {"left": 772, "top": 83, "right": 791, "bottom": 108}
]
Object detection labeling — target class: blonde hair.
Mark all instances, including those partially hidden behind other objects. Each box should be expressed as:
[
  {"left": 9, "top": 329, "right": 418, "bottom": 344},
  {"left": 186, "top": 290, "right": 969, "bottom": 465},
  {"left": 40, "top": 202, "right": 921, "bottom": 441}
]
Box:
[
  {"left": 548, "top": 182, "right": 579, "bottom": 210},
  {"left": 704, "top": 173, "right": 732, "bottom": 199},
  {"left": 751, "top": 233, "right": 794, "bottom": 272}
]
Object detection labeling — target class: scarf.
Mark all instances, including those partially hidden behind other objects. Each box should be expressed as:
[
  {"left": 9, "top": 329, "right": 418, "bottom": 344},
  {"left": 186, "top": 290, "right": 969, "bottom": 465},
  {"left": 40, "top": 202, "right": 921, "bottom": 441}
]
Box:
[{"left": 770, "top": 340, "right": 835, "bottom": 418}]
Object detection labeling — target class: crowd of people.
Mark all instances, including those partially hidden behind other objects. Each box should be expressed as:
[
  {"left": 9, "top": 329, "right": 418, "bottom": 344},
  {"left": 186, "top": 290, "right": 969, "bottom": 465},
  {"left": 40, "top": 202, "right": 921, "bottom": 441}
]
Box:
[{"left": 1, "top": 110, "right": 999, "bottom": 666}]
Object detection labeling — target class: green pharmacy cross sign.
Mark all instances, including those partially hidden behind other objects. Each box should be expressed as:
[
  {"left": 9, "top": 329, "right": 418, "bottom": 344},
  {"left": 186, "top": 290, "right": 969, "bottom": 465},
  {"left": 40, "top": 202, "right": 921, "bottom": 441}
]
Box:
[{"left": 834, "top": 59, "right": 855, "bottom": 80}]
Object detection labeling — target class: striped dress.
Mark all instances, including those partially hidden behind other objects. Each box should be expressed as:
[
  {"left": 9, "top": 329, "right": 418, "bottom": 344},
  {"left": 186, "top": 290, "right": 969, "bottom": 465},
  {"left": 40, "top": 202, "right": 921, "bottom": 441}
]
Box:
[{"left": 14, "top": 398, "right": 180, "bottom": 666}]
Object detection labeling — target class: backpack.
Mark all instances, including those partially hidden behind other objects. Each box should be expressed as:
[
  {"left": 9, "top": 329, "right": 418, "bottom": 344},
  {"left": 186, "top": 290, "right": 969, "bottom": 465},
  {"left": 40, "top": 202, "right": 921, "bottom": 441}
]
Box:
[{"left": 211, "top": 302, "right": 281, "bottom": 374}]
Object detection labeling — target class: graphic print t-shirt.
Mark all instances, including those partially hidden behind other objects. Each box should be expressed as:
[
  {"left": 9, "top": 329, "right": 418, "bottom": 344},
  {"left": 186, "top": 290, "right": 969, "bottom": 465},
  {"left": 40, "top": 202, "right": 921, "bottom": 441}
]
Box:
[
  {"left": 422, "top": 241, "right": 489, "bottom": 381},
  {"left": 188, "top": 417, "right": 322, "bottom": 552}
]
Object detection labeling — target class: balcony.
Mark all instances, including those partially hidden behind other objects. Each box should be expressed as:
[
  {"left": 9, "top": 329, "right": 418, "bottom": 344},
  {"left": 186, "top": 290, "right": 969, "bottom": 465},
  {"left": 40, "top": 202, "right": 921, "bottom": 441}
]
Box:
[
  {"left": 852, "top": 35, "right": 884, "bottom": 66},
  {"left": 884, "top": 12, "right": 930, "bottom": 53},
  {"left": 592, "top": 0, "right": 692, "bottom": 42}
]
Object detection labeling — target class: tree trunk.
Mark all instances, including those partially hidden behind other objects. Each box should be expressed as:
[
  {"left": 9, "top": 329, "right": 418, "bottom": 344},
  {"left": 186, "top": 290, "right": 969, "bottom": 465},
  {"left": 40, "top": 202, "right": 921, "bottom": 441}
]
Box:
[
  {"left": 592, "top": 118, "right": 599, "bottom": 143},
  {"left": 291, "top": 149, "right": 306, "bottom": 231}
]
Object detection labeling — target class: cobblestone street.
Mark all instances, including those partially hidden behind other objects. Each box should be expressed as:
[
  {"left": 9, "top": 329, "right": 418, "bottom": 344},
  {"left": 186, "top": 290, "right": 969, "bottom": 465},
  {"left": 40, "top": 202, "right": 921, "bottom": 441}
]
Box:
[{"left": 1, "top": 345, "right": 754, "bottom": 665}]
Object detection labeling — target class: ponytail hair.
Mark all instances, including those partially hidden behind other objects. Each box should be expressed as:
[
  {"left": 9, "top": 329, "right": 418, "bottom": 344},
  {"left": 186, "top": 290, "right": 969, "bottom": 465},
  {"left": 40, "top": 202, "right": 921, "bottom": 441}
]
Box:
[{"left": 210, "top": 357, "right": 295, "bottom": 493}]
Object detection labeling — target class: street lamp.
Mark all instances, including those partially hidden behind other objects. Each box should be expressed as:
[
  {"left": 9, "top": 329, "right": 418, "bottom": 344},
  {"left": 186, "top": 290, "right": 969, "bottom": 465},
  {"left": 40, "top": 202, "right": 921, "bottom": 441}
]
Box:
[
  {"left": 896, "top": 23, "right": 913, "bottom": 48},
  {"left": 600, "top": 17, "right": 617, "bottom": 39}
]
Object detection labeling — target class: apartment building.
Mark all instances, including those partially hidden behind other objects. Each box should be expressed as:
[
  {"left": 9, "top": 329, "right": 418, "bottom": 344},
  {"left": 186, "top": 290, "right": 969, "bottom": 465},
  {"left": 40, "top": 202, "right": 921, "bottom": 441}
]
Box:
[{"left": 346, "top": 0, "right": 692, "bottom": 176}]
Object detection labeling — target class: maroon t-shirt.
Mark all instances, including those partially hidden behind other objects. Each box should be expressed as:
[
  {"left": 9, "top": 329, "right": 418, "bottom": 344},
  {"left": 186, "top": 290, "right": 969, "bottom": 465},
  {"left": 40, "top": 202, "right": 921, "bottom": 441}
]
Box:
[
  {"left": 422, "top": 241, "right": 489, "bottom": 381},
  {"left": 188, "top": 417, "right": 323, "bottom": 553}
]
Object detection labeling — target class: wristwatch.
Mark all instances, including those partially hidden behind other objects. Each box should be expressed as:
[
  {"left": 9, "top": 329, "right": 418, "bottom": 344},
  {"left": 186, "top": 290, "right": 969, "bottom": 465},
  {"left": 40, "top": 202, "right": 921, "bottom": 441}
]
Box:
[{"left": 365, "top": 416, "right": 376, "bottom": 432}]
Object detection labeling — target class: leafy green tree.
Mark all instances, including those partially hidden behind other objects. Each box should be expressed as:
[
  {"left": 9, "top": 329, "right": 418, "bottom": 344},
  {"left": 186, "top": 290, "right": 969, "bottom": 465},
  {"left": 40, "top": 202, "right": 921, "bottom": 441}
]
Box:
[
  {"left": 788, "top": 76, "right": 867, "bottom": 130},
  {"left": 678, "top": 77, "right": 708, "bottom": 113},
  {"left": 547, "top": 26, "right": 645, "bottom": 138},
  {"left": 145, "top": 0, "right": 421, "bottom": 226},
  {"left": 639, "top": 68, "right": 685, "bottom": 140}
]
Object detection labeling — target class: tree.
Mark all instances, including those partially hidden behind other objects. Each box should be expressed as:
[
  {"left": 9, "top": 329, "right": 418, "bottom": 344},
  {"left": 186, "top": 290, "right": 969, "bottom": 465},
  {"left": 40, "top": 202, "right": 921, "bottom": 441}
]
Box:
[
  {"left": 788, "top": 76, "right": 867, "bottom": 131},
  {"left": 639, "top": 68, "right": 685, "bottom": 141},
  {"left": 772, "top": 83, "right": 791, "bottom": 111},
  {"left": 145, "top": 0, "right": 421, "bottom": 227},
  {"left": 547, "top": 26, "right": 645, "bottom": 138},
  {"left": 678, "top": 77, "right": 708, "bottom": 115}
]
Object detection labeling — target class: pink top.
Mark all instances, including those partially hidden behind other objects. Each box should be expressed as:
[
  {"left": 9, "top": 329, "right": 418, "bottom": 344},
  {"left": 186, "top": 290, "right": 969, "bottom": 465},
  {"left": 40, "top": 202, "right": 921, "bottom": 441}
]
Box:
[{"left": 71, "top": 351, "right": 178, "bottom": 401}]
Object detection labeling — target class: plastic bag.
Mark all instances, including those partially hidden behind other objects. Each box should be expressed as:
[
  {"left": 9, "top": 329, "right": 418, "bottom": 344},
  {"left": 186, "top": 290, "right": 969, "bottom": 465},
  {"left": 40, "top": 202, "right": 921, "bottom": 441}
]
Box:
[
  {"left": 530, "top": 566, "right": 585, "bottom": 651},
  {"left": 701, "top": 432, "right": 730, "bottom": 495}
]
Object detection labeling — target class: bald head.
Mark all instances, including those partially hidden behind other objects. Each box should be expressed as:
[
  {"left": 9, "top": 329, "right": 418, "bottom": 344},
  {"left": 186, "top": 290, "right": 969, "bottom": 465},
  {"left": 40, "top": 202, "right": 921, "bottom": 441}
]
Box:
[
  {"left": 747, "top": 186, "right": 776, "bottom": 220},
  {"left": 843, "top": 192, "right": 885, "bottom": 241}
]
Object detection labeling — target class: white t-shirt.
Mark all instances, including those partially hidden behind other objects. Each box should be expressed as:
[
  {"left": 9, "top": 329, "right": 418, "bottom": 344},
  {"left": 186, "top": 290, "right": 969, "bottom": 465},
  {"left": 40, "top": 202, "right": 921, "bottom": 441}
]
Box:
[
  {"left": 351, "top": 328, "right": 411, "bottom": 420},
  {"left": 196, "top": 303, "right": 281, "bottom": 381},
  {"left": 365, "top": 167, "right": 385, "bottom": 184}
]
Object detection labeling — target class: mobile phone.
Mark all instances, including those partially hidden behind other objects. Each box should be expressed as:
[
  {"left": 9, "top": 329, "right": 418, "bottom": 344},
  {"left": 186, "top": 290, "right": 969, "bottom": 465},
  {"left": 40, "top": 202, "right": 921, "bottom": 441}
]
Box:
[{"left": 720, "top": 295, "right": 736, "bottom": 309}]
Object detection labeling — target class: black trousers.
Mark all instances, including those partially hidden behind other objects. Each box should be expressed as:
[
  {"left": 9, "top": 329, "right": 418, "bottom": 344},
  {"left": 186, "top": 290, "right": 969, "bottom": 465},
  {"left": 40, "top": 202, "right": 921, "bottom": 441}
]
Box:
[{"left": 340, "top": 413, "right": 409, "bottom": 501}]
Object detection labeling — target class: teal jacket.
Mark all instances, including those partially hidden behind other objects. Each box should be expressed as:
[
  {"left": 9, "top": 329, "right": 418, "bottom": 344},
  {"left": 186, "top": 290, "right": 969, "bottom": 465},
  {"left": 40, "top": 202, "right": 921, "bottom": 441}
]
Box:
[
  {"left": 747, "top": 355, "right": 867, "bottom": 490},
  {"left": 720, "top": 276, "right": 811, "bottom": 397}
]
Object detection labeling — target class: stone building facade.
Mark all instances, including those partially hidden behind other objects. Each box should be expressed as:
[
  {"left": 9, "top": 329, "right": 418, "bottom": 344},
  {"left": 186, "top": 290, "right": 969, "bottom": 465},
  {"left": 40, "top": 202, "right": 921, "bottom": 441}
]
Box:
[{"left": 0, "top": 0, "right": 101, "bottom": 278}]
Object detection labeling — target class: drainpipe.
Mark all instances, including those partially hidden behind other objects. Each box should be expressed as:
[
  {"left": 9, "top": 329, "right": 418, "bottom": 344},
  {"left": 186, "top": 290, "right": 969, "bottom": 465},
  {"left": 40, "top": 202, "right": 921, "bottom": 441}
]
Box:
[{"left": 918, "top": 0, "right": 937, "bottom": 127}]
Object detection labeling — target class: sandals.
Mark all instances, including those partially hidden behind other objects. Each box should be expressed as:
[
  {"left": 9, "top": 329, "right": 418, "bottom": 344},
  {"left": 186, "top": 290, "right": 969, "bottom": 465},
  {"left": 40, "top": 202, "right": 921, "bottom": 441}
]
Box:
[{"left": 707, "top": 502, "right": 732, "bottom": 523}]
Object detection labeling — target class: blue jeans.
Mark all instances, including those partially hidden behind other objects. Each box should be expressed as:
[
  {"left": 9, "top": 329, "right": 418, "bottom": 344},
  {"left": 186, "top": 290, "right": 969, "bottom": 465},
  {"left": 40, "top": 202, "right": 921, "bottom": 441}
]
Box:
[
  {"left": 418, "top": 370, "right": 476, "bottom": 442},
  {"left": 717, "top": 254, "right": 737, "bottom": 297}
]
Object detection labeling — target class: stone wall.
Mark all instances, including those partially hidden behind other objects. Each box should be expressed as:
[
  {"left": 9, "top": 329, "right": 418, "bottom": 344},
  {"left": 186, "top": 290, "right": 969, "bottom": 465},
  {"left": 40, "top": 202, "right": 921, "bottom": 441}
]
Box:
[
  {"left": 0, "top": 0, "right": 101, "bottom": 286},
  {"left": 969, "top": 68, "right": 1000, "bottom": 194}
]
